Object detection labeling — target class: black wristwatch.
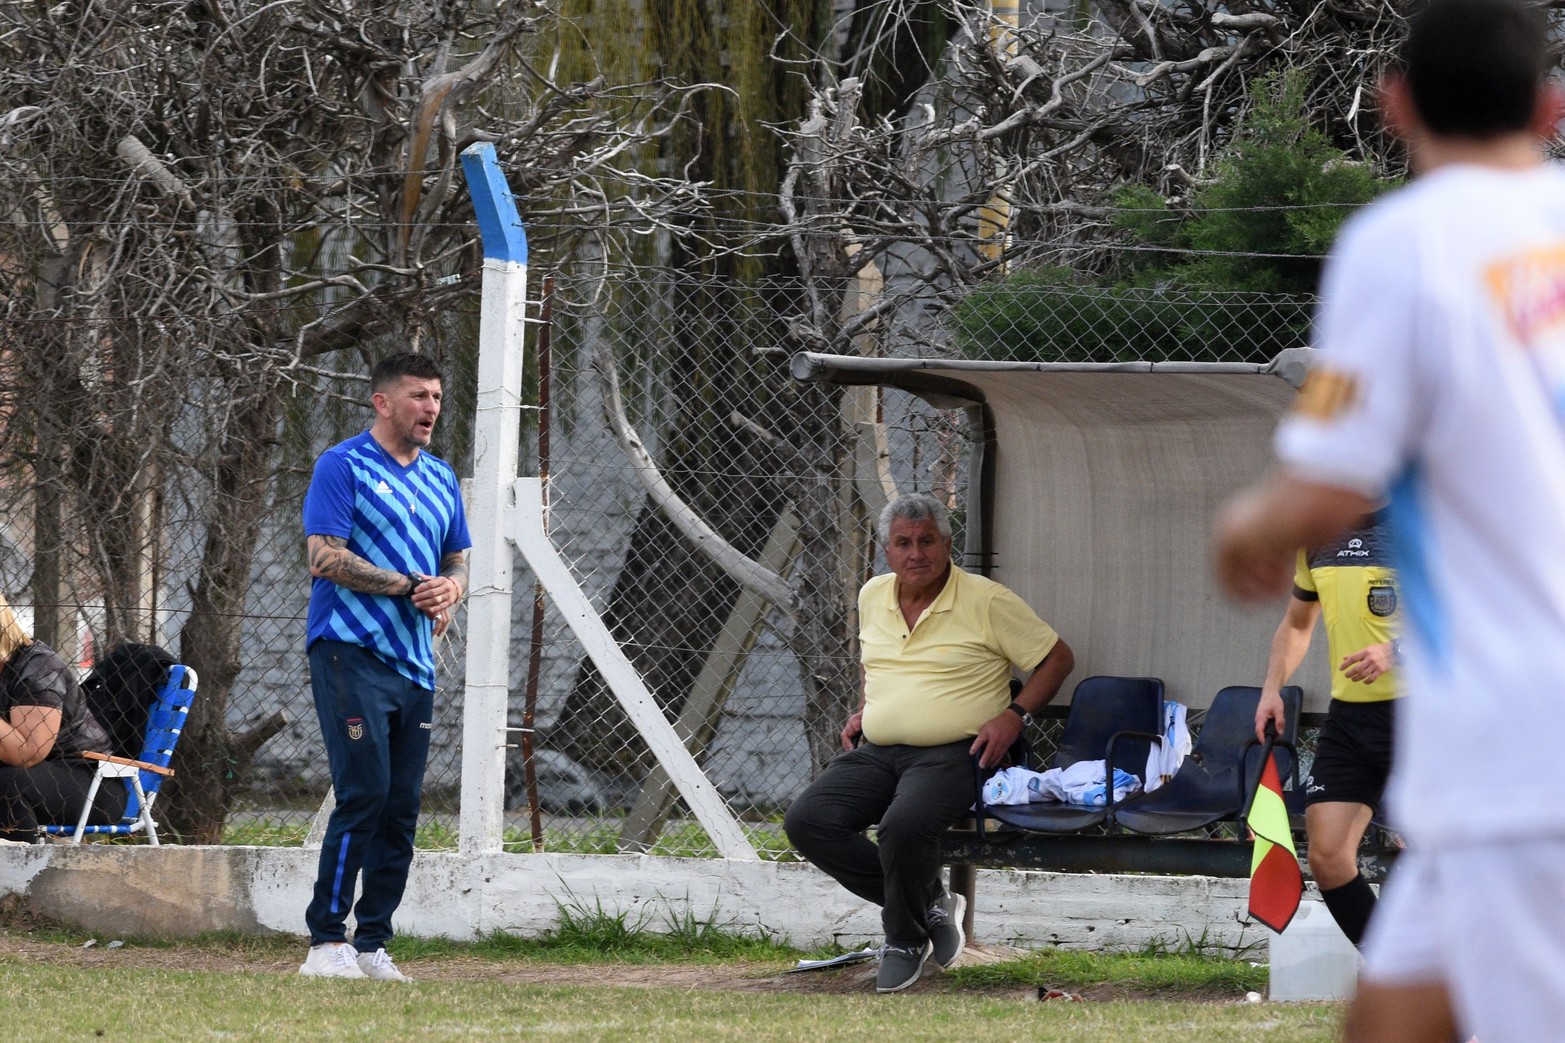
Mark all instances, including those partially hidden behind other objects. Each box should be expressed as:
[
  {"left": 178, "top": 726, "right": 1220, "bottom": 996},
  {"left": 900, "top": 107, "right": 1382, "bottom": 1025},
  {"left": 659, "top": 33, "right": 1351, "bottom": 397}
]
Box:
[
  {"left": 404, "top": 572, "right": 424, "bottom": 598},
  {"left": 1006, "top": 701, "right": 1033, "bottom": 725}
]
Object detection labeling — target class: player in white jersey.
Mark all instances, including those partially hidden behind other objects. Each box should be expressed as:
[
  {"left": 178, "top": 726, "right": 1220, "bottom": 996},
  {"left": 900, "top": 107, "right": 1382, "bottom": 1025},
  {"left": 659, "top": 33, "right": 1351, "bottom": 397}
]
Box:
[{"left": 1214, "top": 2, "right": 1565, "bottom": 1040}]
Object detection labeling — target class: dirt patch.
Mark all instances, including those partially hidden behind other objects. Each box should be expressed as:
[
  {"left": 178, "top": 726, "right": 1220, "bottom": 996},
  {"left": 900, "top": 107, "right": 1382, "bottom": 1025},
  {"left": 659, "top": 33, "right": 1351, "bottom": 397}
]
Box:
[
  {"left": 0, "top": 908, "right": 1233, "bottom": 1002},
  {"left": 0, "top": 928, "right": 1230, "bottom": 1004},
  {"left": 0, "top": 929, "right": 849, "bottom": 991}
]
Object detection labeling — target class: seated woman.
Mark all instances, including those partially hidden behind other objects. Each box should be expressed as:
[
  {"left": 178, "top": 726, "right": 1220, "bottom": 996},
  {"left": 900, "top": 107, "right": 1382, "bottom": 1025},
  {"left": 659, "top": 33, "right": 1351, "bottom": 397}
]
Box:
[{"left": 0, "top": 594, "right": 125, "bottom": 842}]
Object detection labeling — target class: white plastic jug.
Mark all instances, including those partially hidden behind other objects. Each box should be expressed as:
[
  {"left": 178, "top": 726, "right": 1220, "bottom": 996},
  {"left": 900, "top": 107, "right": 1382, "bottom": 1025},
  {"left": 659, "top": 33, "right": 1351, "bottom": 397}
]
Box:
[{"left": 1267, "top": 899, "right": 1360, "bottom": 1001}]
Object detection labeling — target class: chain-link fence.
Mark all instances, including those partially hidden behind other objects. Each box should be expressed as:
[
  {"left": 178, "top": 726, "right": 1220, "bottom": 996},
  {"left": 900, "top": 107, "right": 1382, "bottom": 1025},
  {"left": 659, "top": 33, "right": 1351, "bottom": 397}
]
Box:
[{"left": 0, "top": 263, "right": 1314, "bottom": 857}]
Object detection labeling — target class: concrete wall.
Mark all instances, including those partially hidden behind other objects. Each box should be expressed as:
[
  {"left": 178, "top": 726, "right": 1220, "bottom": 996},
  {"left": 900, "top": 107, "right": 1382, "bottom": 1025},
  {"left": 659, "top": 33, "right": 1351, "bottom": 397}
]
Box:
[{"left": 0, "top": 846, "right": 1280, "bottom": 956}]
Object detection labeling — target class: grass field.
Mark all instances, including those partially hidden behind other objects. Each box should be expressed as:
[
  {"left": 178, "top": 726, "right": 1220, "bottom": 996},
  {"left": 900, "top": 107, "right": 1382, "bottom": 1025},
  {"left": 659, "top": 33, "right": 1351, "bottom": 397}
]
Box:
[
  {"left": 0, "top": 915, "right": 1346, "bottom": 1042},
  {"left": 0, "top": 964, "right": 1345, "bottom": 1042}
]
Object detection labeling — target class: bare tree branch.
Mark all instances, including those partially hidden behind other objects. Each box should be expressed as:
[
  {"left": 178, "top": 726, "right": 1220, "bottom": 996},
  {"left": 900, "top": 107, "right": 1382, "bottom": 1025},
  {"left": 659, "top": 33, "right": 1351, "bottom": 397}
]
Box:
[
  {"left": 0, "top": 0, "right": 718, "bottom": 839},
  {"left": 591, "top": 328, "right": 797, "bottom": 615}
]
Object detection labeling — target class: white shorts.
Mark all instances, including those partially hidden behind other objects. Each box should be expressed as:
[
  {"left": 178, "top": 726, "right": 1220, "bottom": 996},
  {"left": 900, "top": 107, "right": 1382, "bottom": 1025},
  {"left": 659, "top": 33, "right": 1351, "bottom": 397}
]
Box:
[{"left": 1363, "top": 840, "right": 1565, "bottom": 1043}]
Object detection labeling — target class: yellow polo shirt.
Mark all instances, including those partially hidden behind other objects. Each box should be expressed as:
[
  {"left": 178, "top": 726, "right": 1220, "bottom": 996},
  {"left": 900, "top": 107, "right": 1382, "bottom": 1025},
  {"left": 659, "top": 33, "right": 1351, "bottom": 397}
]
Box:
[
  {"left": 1295, "top": 521, "right": 1399, "bottom": 704},
  {"left": 860, "top": 565, "right": 1059, "bottom": 746}
]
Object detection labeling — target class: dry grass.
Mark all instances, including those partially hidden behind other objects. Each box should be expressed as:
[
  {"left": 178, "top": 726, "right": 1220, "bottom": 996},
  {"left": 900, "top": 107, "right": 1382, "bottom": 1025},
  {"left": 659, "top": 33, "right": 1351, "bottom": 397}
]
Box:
[{"left": 0, "top": 925, "right": 1344, "bottom": 1042}]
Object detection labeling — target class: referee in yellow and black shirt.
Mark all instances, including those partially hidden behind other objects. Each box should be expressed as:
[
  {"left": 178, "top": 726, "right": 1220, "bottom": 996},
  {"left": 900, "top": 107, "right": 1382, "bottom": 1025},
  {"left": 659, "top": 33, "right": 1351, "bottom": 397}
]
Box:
[{"left": 1254, "top": 512, "right": 1400, "bottom": 948}]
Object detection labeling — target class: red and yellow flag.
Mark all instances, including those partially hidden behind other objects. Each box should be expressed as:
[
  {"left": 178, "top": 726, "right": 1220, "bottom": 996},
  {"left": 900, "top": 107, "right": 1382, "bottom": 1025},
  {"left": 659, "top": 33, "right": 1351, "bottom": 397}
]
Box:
[{"left": 1248, "top": 751, "right": 1303, "bottom": 933}]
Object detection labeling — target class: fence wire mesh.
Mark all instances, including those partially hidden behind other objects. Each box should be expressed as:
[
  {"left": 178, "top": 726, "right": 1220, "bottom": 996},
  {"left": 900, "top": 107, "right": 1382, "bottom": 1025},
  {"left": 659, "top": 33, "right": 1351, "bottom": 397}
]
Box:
[{"left": 0, "top": 263, "right": 1314, "bottom": 857}]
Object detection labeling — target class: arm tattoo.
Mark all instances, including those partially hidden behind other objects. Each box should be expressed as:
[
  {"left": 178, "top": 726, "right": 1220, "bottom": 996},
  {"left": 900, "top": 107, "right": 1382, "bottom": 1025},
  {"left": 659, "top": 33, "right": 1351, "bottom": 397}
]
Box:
[
  {"left": 439, "top": 551, "right": 469, "bottom": 597},
  {"left": 309, "top": 535, "right": 409, "bottom": 595}
]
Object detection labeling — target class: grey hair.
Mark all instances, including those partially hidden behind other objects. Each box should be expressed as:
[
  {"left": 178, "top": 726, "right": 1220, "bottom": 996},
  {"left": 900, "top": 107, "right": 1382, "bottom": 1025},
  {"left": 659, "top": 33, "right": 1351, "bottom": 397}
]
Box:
[{"left": 878, "top": 493, "right": 952, "bottom": 544}]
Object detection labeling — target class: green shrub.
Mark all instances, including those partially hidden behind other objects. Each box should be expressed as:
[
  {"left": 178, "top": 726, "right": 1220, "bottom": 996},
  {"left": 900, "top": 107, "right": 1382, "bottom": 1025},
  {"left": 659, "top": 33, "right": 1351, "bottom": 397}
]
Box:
[
  {"left": 952, "top": 71, "right": 1393, "bottom": 364},
  {"left": 1179, "top": 71, "right": 1388, "bottom": 295},
  {"left": 952, "top": 267, "right": 1311, "bottom": 364}
]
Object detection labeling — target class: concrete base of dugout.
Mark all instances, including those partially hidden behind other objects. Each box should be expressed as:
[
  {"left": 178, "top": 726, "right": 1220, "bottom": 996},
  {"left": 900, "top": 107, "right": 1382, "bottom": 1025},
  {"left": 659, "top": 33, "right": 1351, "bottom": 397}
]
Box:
[{"left": 0, "top": 845, "right": 1290, "bottom": 954}]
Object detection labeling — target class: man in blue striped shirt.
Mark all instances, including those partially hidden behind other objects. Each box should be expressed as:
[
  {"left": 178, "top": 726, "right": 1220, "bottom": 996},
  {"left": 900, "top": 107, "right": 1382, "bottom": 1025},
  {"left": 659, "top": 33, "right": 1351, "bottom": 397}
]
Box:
[{"left": 298, "top": 353, "right": 471, "bottom": 981}]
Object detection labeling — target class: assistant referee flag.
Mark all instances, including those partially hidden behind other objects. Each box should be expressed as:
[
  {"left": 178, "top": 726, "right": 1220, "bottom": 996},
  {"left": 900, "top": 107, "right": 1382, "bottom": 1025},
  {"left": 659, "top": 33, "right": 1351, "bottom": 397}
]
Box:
[{"left": 1247, "top": 751, "right": 1302, "bottom": 933}]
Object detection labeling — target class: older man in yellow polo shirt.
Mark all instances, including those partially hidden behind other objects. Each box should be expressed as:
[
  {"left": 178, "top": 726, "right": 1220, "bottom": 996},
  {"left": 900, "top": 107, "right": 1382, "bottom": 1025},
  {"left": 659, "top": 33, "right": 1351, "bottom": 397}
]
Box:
[{"left": 784, "top": 493, "right": 1075, "bottom": 994}]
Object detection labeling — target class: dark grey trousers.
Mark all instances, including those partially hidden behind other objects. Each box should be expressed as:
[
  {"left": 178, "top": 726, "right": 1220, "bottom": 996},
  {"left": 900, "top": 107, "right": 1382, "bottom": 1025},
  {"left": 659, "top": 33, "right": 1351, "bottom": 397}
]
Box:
[{"left": 783, "top": 739, "right": 976, "bottom": 946}]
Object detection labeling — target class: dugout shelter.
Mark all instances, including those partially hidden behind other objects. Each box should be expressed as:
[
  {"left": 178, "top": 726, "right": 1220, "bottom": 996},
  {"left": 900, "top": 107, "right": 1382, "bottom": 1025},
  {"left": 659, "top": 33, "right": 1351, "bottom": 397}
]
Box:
[{"left": 791, "top": 348, "right": 1329, "bottom": 714}]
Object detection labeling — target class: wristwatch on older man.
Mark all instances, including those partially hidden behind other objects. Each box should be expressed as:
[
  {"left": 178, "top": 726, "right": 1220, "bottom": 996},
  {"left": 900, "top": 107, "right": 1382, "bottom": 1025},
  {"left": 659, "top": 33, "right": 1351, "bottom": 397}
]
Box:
[{"left": 1006, "top": 701, "right": 1033, "bottom": 726}]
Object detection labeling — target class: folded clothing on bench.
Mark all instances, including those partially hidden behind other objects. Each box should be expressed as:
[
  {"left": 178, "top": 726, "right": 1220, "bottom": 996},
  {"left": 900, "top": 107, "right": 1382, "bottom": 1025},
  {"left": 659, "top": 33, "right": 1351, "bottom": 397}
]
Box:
[{"left": 982, "top": 761, "right": 1143, "bottom": 808}]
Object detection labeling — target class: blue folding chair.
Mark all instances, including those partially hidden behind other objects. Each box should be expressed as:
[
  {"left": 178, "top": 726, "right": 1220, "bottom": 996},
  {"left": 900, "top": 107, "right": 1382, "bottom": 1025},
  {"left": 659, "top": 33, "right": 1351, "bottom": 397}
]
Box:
[{"left": 40, "top": 663, "right": 198, "bottom": 845}]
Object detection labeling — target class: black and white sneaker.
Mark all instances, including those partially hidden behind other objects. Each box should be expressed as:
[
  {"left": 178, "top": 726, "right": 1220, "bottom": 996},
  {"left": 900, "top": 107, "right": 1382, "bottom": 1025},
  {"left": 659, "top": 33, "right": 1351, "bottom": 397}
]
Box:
[
  {"left": 928, "top": 889, "right": 967, "bottom": 968},
  {"left": 875, "top": 939, "right": 932, "bottom": 993}
]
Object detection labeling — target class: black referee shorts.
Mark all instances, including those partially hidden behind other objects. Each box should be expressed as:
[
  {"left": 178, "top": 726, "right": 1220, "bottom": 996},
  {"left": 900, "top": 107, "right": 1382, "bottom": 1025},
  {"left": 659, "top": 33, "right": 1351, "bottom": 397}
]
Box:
[{"left": 1302, "top": 697, "right": 1397, "bottom": 811}]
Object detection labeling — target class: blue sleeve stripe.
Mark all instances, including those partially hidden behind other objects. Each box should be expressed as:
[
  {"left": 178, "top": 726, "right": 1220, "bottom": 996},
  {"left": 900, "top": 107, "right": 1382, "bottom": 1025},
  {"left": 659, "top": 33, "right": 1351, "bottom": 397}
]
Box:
[{"left": 1387, "top": 466, "right": 1447, "bottom": 668}]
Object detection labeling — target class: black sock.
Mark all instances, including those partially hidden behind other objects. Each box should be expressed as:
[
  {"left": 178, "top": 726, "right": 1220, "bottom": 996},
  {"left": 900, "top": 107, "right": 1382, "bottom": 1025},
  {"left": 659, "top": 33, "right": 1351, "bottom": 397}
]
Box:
[{"left": 1319, "top": 873, "right": 1377, "bottom": 947}]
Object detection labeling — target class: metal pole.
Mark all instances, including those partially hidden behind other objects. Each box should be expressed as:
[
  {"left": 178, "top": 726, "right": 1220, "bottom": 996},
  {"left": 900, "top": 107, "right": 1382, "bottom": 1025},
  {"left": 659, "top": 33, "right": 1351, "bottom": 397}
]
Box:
[{"left": 521, "top": 274, "right": 555, "bottom": 851}]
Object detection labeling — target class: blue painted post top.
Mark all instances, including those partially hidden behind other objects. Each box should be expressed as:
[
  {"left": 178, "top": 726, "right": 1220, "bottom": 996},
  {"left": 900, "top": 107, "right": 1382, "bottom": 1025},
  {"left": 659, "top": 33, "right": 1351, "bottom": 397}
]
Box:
[{"left": 460, "top": 142, "right": 528, "bottom": 264}]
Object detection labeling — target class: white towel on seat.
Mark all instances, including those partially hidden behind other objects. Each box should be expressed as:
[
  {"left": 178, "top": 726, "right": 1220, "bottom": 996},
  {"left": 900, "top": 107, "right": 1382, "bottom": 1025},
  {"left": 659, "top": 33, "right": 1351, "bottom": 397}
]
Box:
[{"left": 982, "top": 761, "right": 1143, "bottom": 807}]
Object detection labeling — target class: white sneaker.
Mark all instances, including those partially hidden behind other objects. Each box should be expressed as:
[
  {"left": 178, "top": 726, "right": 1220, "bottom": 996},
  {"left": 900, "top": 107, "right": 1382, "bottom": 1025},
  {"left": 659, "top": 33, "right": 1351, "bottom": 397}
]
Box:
[
  {"left": 299, "top": 942, "right": 365, "bottom": 979},
  {"left": 356, "top": 947, "right": 413, "bottom": 982}
]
